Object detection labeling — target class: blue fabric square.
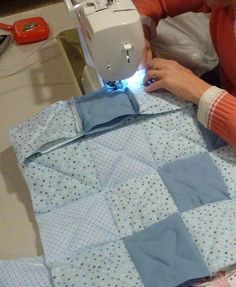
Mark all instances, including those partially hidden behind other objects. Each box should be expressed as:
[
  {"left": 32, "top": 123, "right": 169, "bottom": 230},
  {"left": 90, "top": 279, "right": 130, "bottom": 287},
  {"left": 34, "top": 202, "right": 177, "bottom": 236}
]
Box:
[
  {"left": 75, "top": 86, "right": 139, "bottom": 134},
  {"left": 123, "top": 213, "right": 210, "bottom": 287},
  {"left": 198, "top": 122, "right": 227, "bottom": 151},
  {"left": 158, "top": 153, "right": 229, "bottom": 212}
]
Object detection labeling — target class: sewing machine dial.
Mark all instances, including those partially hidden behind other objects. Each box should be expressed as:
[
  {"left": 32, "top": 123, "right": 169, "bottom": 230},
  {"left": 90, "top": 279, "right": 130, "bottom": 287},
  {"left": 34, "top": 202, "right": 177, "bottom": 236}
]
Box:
[{"left": 81, "top": 0, "right": 131, "bottom": 15}]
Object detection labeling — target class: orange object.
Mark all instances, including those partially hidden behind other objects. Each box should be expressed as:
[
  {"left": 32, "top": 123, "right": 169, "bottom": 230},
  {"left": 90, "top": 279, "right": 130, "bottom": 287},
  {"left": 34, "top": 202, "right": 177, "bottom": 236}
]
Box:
[{"left": 0, "top": 17, "right": 50, "bottom": 44}]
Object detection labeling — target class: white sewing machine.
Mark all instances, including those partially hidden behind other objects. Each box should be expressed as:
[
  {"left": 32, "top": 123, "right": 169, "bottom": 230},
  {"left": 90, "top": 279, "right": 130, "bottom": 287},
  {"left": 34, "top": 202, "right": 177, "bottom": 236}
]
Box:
[{"left": 63, "top": 0, "right": 145, "bottom": 93}]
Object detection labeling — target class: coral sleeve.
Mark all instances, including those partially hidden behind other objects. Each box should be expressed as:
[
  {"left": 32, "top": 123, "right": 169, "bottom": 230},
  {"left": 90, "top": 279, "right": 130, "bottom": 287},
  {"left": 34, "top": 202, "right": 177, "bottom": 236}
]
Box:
[
  {"left": 132, "top": 0, "right": 210, "bottom": 24},
  {"left": 198, "top": 87, "right": 236, "bottom": 148}
]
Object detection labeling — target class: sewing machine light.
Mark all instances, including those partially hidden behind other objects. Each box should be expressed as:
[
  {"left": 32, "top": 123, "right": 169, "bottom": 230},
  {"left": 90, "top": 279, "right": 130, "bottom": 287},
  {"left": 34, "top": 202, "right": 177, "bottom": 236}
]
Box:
[
  {"left": 124, "top": 69, "right": 145, "bottom": 90},
  {"left": 104, "top": 69, "right": 145, "bottom": 91}
]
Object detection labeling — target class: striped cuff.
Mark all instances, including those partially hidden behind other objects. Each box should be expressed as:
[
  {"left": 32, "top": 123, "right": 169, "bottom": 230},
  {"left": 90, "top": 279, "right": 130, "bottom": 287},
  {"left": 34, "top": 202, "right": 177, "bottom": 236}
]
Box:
[
  {"left": 140, "top": 15, "right": 157, "bottom": 39},
  {"left": 197, "top": 86, "right": 226, "bottom": 127}
]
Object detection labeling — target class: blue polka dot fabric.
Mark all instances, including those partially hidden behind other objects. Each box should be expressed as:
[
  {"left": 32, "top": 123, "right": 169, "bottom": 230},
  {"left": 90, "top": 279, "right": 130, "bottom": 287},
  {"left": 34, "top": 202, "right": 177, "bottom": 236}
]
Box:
[
  {"left": 105, "top": 172, "right": 177, "bottom": 238},
  {"left": 23, "top": 140, "right": 100, "bottom": 214},
  {"left": 8, "top": 88, "right": 236, "bottom": 287},
  {"left": 210, "top": 146, "right": 236, "bottom": 199},
  {"left": 182, "top": 199, "right": 236, "bottom": 274},
  {"left": 10, "top": 89, "right": 193, "bottom": 164},
  {"left": 51, "top": 240, "right": 144, "bottom": 287}
]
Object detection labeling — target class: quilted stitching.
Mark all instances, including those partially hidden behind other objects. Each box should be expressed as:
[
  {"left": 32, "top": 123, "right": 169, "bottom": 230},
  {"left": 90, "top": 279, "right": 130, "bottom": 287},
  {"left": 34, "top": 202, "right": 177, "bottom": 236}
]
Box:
[
  {"left": 105, "top": 172, "right": 177, "bottom": 237},
  {"left": 87, "top": 122, "right": 156, "bottom": 189},
  {"left": 75, "top": 87, "right": 139, "bottom": 133},
  {"left": 37, "top": 193, "right": 120, "bottom": 265},
  {"left": 159, "top": 153, "right": 229, "bottom": 212},
  {"left": 142, "top": 108, "right": 207, "bottom": 168},
  {"left": 210, "top": 146, "right": 236, "bottom": 199},
  {"left": 0, "top": 256, "right": 51, "bottom": 287},
  {"left": 123, "top": 214, "right": 210, "bottom": 287},
  {"left": 8, "top": 91, "right": 236, "bottom": 287},
  {"left": 23, "top": 140, "right": 101, "bottom": 214},
  {"left": 129, "top": 85, "right": 192, "bottom": 115},
  {"left": 182, "top": 200, "right": 236, "bottom": 274},
  {"left": 51, "top": 240, "right": 144, "bottom": 287},
  {"left": 10, "top": 101, "right": 78, "bottom": 163}
]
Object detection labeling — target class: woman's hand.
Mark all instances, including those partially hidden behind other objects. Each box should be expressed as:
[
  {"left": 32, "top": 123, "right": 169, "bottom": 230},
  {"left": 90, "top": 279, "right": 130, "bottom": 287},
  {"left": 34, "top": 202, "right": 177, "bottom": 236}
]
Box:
[{"left": 144, "top": 58, "right": 211, "bottom": 104}]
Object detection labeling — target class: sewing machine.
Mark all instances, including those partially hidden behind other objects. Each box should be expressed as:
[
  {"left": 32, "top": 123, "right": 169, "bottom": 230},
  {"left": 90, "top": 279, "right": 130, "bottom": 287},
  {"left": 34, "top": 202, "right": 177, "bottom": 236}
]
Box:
[{"left": 63, "top": 0, "right": 145, "bottom": 93}]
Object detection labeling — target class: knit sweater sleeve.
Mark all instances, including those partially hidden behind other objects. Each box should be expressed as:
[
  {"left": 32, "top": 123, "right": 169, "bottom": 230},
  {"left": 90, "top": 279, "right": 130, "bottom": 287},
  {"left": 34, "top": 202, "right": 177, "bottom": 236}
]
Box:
[
  {"left": 132, "top": 0, "right": 210, "bottom": 25},
  {"left": 197, "top": 86, "right": 236, "bottom": 148}
]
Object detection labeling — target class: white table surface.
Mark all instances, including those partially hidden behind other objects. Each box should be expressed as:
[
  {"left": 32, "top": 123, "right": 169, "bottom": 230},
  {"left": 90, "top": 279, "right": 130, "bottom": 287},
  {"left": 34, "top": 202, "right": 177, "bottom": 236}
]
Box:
[{"left": 0, "top": 2, "right": 78, "bottom": 259}]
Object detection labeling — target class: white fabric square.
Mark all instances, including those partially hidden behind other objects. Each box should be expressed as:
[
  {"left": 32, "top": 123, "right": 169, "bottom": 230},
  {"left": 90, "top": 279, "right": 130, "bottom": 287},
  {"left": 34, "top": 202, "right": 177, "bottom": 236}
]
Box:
[
  {"left": 182, "top": 199, "right": 236, "bottom": 274},
  {"left": 10, "top": 101, "right": 77, "bottom": 163},
  {"left": 142, "top": 107, "right": 207, "bottom": 167},
  {"left": 106, "top": 172, "right": 177, "bottom": 237},
  {"left": 23, "top": 140, "right": 101, "bottom": 214},
  {"left": 37, "top": 193, "right": 120, "bottom": 265},
  {"left": 128, "top": 81, "right": 191, "bottom": 115},
  {"left": 210, "top": 146, "right": 236, "bottom": 199},
  {"left": 51, "top": 240, "right": 144, "bottom": 287},
  {"left": 87, "top": 122, "right": 156, "bottom": 189},
  {"left": 0, "top": 256, "right": 51, "bottom": 287}
]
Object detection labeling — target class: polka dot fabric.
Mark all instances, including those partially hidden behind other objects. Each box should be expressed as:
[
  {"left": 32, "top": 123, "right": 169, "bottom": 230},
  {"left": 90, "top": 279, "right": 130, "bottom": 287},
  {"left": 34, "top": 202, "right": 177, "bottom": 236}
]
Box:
[
  {"left": 210, "top": 146, "right": 236, "bottom": 199},
  {"left": 51, "top": 240, "right": 144, "bottom": 287},
  {"left": 105, "top": 172, "right": 177, "bottom": 237},
  {"left": 10, "top": 91, "right": 195, "bottom": 165},
  {"left": 129, "top": 85, "right": 192, "bottom": 114},
  {"left": 182, "top": 199, "right": 236, "bottom": 274},
  {"left": 37, "top": 193, "right": 120, "bottom": 265},
  {"left": 142, "top": 106, "right": 207, "bottom": 167},
  {"left": 8, "top": 90, "right": 236, "bottom": 287},
  {"left": 23, "top": 140, "right": 100, "bottom": 214},
  {"left": 10, "top": 101, "right": 78, "bottom": 164}
]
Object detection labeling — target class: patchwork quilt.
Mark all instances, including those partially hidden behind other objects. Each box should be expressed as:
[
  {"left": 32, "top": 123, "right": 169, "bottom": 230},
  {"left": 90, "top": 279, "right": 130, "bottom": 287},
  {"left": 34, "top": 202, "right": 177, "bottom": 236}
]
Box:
[{"left": 2, "top": 84, "right": 236, "bottom": 287}]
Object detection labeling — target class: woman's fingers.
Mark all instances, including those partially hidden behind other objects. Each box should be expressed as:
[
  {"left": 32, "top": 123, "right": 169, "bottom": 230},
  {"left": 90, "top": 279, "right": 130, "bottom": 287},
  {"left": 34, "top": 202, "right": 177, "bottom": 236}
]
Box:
[
  {"left": 143, "top": 70, "right": 157, "bottom": 84},
  {"left": 144, "top": 79, "right": 165, "bottom": 93},
  {"left": 144, "top": 59, "right": 211, "bottom": 102},
  {"left": 143, "top": 70, "right": 166, "bottom": 93},
  {"left": 143, "top": 69, "right": 164, "bottom": 85},
  {"left": 146, "top": 58, "right": 170, "bottom": 70}
]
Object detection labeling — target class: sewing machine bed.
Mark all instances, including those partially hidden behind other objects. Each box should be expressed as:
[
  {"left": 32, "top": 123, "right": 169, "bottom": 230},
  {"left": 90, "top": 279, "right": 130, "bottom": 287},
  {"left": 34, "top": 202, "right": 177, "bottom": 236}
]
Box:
[{"left": 2, "top": 86, "right": 236, "bottom": 287}]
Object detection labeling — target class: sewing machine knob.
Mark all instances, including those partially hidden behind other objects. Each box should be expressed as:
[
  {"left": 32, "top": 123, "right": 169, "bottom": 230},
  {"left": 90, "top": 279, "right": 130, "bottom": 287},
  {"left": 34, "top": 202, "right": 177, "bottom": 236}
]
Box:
[{"left": 123, "top": 42, "right": 132, "bottom": 63}]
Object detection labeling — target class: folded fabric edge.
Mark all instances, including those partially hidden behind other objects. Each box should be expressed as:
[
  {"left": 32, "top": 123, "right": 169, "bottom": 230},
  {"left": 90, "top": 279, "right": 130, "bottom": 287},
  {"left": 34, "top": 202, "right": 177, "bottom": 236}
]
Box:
[{"left": 9, "top": 91, "right": 197, "bottom": 166}]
